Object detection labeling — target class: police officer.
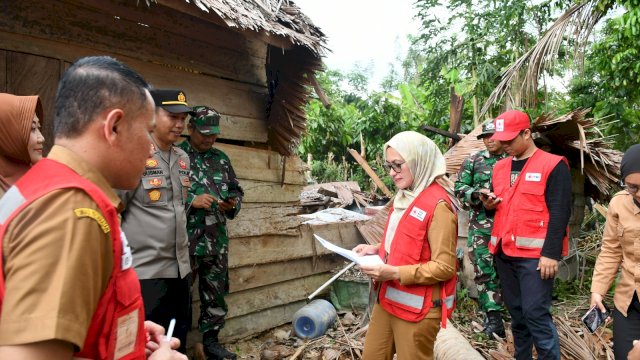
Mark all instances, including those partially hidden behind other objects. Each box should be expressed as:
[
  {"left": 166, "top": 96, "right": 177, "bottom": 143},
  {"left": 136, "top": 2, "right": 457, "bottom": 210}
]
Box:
[
  {"left": 178, "top": 106, "right": 243, "bottom": 360},
  {"left": 454, "top": 120, "right": 507, "bottom": 338},
  {"left": 118, "top": 89, "right": 192, "bottom": 354}
]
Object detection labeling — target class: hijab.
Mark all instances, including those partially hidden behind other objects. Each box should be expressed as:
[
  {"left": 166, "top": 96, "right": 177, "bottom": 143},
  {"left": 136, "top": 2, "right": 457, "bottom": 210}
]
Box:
[
  {"left": 383, "top": 131, "right": 455, "bottom": 252},
  {"left": 0, "top": 93, "right": 43, "bottom": 191}
]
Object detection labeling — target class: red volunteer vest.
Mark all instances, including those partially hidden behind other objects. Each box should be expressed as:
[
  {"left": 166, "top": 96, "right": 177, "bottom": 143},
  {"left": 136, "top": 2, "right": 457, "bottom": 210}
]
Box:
[
  {"left": 489, "top": 149, "right": 569, "bottom": 258},
  {"left": 0, "top": 159, "right": 146, "bottom": 360},
  {"left": 378, "top": 183, "right": 457, "bottom": 327}
]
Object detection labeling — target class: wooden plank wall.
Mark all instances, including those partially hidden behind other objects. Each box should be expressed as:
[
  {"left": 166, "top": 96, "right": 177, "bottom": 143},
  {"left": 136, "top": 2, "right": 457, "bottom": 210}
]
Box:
[{"left": 0, "top": 0, "right": 364, "bottom": 345}]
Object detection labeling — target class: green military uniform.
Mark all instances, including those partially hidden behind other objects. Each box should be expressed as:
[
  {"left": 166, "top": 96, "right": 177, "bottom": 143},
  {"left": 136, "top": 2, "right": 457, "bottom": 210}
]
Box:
[
  {"left": 178, "top": 107, "right": 243, "bottom": 339},
  {"left": 454, "top": 123, "right": 506, "bottom": 315}
]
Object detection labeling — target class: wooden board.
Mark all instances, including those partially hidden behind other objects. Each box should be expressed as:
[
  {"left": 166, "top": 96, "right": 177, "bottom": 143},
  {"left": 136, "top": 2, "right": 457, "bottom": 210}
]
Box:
[
  {"left": 219, "top": 115, "right": 267, "bottom": 143},
  {"left": 225, "top": 273, "right": 331, "bottom": 318},
  {"left": 229, "top": 255, "right": 344, "bottom": 292},
  {"left": 5, "top": 52, "right": 60, "bottom": 153},
  {"left": 241, "top": 179, "right": 304, "bottom": 203},
  {"left": 229, "top": 222, "right": 367, "bottom": 268},
  {"left": 216, "top": 143, "right": 308, "bottom": 185},
  {"left": 219, "top": 301, "right": 306, "bottom": 342},
  {"left": 227, "top": 203, "right": 303, "bottom": 239},
  {"left": 0, "top": 50, "right": 6, "bottom": 92},
  {"left": 3, "top": 0, "right": 268, "bottom": 85},
  {"left": 0, "top": 31, "right": 270, "bottom": 144}
]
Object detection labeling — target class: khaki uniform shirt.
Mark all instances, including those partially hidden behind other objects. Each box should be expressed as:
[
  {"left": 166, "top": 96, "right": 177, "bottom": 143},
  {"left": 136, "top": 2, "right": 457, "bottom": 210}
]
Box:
[
  {"left": 592, "top": 191, "right": 640, "bottom": 316},
  {"left": 118, "top": 141, "right": 191, "bottom": 280},
  {"left": 0, "top": 145, "right": 115, "bottom": 348}
]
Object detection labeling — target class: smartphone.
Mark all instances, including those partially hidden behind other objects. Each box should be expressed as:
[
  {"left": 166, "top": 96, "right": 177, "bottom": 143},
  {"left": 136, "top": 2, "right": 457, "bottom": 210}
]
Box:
[
  {"left": 478, "top": 192, "right": 497, "bottom": 200},
  {"left": 581, "top": 304, "right": 609, "bottom": 333}
]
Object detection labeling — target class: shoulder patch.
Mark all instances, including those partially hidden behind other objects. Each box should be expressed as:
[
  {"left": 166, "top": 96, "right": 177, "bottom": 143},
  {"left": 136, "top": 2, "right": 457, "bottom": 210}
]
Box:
[{"left": 74, "top": 208, "right": 110, "bottom": 233}]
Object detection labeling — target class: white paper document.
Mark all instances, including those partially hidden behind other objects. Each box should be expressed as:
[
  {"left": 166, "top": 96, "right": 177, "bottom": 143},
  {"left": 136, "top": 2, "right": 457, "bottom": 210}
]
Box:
[{"left": 314, "top": 234, "right": 384, "bottom": 266}]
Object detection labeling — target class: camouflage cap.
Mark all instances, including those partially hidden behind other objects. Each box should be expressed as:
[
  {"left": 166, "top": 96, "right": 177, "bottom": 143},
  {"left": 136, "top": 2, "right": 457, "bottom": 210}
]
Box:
[
  {"left": 189, "top": 105, "right": 221, "bottom": 135},
  {"left": 477, "top": 119, "right": 496, "bottom": 139}
]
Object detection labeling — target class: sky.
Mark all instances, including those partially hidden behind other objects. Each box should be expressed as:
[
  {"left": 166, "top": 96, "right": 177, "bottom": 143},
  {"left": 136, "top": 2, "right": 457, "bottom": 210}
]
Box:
[{"left": 293, "top": 0, "right": 422, "bottom": 90}]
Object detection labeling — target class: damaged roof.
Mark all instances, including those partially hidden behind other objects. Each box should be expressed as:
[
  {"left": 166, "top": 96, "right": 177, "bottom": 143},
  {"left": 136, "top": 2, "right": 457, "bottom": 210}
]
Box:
[{"left": 186, "top": 0, "right": 327, "bottom": 55}]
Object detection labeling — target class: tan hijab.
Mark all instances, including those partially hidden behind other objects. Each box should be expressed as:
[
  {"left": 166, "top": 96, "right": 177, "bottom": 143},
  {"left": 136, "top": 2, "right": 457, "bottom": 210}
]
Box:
[
  {"left": 383, "top": 131, "right": 454, "bottom": 252},
  {"left": 0, "top": 93, "right": 43, "bottom": 191}
]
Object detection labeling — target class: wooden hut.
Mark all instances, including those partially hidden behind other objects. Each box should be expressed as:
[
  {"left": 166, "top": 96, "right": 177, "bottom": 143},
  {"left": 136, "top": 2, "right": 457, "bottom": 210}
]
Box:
[{"left": 0, "top": 0, "right": 367, "bottom": 342}]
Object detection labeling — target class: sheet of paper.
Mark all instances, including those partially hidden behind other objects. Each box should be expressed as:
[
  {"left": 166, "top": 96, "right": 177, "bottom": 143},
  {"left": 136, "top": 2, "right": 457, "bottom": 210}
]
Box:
[{"left": 313, "top": 234, "right": 383, "bottom": 266}]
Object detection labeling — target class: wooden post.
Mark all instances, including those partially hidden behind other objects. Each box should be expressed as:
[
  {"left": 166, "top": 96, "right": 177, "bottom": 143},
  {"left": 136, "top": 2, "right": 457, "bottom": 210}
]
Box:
[
  {"left": 347, "top": 148, "right": 392, "bottom": 197},
  {"left": 449, "top": 86, "right": 464, "bottom": 148}
]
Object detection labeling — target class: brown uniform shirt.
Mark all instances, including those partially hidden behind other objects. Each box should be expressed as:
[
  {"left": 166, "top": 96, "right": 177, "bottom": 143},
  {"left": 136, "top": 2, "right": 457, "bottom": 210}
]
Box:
[
  {"left": 0, "top": 145, "right": 117, "bottom": 348},
  {"left": 591, "top": 191, "right": 640, "bottom": 316}
]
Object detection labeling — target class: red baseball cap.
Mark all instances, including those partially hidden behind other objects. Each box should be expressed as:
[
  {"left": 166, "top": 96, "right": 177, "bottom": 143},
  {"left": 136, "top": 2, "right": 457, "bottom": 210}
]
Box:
[{"left": 490, "top": 110, "right": 531, "bottom": 141}]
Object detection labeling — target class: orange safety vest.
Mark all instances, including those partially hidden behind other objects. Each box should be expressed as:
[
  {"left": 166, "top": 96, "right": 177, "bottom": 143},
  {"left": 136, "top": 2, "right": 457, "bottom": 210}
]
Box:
[
  {"left": 0, "top": 159, "right": 146, "bottom": 360},
  {"left": 378, "top": 183, "right": 457, "bottom": 327},
  {"left": 489, "top": 149, "right": 569, "bottom": 258}
]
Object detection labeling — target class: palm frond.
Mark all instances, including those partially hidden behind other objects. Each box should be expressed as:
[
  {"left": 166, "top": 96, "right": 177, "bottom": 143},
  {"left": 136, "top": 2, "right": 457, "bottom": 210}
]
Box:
[{"left": 479, "top": 1, "right": 610, "bottom": 118}]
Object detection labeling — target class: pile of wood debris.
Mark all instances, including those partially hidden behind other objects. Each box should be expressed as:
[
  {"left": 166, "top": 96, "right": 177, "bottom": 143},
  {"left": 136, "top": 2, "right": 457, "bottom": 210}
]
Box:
[
  {"left": 300, "top": 181, "right": 387, "bottom": 214},
  {"left": 229, "top": 310, "right": 369, "bottom": 359}
]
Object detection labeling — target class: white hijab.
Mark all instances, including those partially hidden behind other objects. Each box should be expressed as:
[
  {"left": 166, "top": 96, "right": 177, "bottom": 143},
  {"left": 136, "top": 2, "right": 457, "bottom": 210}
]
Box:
[{"left": 383, "top": 131, "right": 449, "bottom": 252}]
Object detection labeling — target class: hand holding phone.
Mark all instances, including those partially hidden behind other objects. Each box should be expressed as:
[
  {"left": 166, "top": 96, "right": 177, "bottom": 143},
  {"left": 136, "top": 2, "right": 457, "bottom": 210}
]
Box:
[{"left": 582, "top": 304, "right": 610, "bottom": 333}]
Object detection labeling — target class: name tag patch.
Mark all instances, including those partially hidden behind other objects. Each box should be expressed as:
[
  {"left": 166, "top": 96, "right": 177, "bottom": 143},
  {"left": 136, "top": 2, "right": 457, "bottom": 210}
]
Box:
[
  {"left": 525, "top": 172, "right": 542, "bottom": 182},
  {"left": 409, "top": 207, "right": 427, "bottom": 222},
  {"left": 114, "top": 309, "right": 139, "bottom": 359}
]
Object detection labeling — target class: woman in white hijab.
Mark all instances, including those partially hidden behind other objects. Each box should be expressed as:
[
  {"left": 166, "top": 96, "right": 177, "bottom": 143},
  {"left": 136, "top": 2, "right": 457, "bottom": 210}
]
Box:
[{"left": 354, "top": 131, "right": 458, "bottom": 360}]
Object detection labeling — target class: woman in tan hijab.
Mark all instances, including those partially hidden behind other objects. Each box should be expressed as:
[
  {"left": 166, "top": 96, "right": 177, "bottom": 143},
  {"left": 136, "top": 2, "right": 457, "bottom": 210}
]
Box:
[
  {"left": 354, "top": 131, "right": 458, "bottom": 360},
  {"left": 0, "top": 93, "right": 45, "bottom": 196}
]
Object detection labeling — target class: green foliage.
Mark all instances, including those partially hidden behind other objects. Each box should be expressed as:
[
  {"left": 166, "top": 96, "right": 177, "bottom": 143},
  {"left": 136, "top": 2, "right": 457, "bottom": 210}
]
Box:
[{"left": 565, "top": 9, "right": 640, "bottom": 150}]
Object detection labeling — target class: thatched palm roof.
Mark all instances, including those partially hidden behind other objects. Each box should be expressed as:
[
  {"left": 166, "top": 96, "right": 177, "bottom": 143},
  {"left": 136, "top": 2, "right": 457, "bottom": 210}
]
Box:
[
  {"left": 444, "top": 110, "right": 622, "bottom": 201},
  {"left": 190, "top": 0, "right": 327, "bottom": 56},
  {"left": 176, "top": 0, "right": 327, "bottom": 155}
]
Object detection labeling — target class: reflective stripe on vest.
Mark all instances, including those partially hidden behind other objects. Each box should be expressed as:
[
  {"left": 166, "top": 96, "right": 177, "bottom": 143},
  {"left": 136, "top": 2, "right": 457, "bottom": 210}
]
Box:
[
  {"left": 490, "top": 236, "right": 497, "bottom": 247},
  {"left": 0, "top": 187, "right": 26, "bottom": 225},
  {"left": 515, "top": 236, "right": 544, "bottom": 249},
  {"left": 385, "top": 286, "right": 425, "bottom": 310},
  {"left": 443, "top": 294, "right": 455, "bottom": 309}
]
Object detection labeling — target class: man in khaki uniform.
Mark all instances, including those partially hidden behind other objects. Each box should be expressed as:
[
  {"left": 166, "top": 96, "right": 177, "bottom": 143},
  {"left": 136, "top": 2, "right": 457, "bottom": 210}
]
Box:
[
  {"left": 0, "top": 57, "right": 186, "bottom": 359},
  {"left": 118, "top": 89, "right": 192, "bottom": 354}
]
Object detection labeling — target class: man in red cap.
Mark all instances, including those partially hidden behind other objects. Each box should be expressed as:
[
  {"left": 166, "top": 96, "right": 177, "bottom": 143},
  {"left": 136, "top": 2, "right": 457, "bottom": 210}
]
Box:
[{"left": 479, "top": 109, "right": 571, "bottom": 360}]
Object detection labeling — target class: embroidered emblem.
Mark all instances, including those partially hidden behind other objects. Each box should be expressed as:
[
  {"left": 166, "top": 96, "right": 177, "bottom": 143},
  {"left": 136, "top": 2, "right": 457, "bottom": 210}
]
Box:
[
  {"left": 409, "top": 207, "right": 427, "bottom": 222},
  {"left": 149, "top": 178, "right": 162, "bottom": 187},
  {"left": 146, "top": 159, "right": 158, "bottom": 168},
  {"left": 525, "top": 172, "right": 542, "bottom": 182},
  {"left": 74, "top": 208, "right": 110, "bottom": 233},
  {"left": 148, "top": 189, "right": 161, "bottom": 202},
  {"left": 180, "top": 176, "right": 190, "bottom": 186},
  {"left": 178, "top": 92, "right": 186, "bottom": 103},
  {"left": 495, "top": 118, "right": 504, "bottom": 132},
  {"left": 179, "top": 159, "right": 187, "bottom": 169}
]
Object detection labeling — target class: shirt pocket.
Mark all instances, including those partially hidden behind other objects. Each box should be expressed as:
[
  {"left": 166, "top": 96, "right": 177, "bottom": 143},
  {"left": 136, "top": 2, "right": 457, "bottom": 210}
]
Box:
[
  {"left": 519, "top": 185, "right": 545, "bottom": 212},
  {"left": 141, "top": 176, "right": 168, "bottom": 206}
]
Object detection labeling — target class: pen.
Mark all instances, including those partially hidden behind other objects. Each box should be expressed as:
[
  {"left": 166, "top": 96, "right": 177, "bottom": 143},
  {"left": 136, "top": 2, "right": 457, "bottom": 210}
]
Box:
[{"left": 165, "top": 318, "right": 176, "bottom": 343}]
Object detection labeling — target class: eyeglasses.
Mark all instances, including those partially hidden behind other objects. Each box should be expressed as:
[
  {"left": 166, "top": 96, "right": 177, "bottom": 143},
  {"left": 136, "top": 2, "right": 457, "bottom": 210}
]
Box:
[
  {"left": 625, "top": 183, "right": 640, "bottom": 194},
  {"left": 383, "top": 161, "right": 405, "bottom": 172}
]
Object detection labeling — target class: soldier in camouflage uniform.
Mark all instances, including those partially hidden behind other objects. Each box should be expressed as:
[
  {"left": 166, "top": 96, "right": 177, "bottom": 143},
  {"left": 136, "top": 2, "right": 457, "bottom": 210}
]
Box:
[
  {"left": 178, "top": 106, "right": 243, "bottom": 360},
  {"left": 454, "top": 120, "right": 507, "bottom": 338}
]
